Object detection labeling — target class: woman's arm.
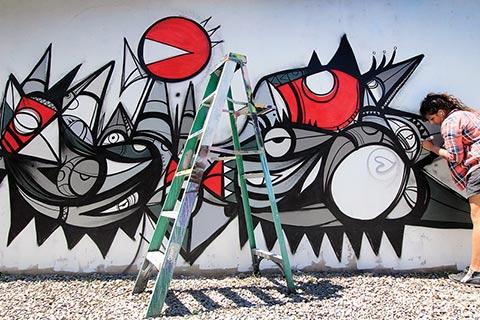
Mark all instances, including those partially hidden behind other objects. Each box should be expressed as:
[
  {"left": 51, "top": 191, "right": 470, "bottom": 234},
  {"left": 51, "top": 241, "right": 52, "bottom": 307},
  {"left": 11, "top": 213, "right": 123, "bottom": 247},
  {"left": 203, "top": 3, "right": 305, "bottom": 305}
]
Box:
[{"left": 422, "top": 140, "right": 449, "bottom": 159}]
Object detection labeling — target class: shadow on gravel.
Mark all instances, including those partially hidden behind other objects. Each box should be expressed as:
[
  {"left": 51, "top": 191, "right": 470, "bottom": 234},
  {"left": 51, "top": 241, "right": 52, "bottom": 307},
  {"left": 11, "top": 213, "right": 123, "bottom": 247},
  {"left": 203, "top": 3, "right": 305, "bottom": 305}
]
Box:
[
  {"left": 161, "top": 274, "right": 345, "bottom": 317},
  {"left": 0, "top": 273, "right": 134, "bottom": 283}
]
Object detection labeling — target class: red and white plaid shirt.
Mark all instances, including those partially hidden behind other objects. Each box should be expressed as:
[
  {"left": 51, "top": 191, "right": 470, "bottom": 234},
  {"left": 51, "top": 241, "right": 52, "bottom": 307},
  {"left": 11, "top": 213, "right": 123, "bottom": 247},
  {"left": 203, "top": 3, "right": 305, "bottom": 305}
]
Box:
[{"left": 441, "top": 109, "right": 480, "bottom": 190}]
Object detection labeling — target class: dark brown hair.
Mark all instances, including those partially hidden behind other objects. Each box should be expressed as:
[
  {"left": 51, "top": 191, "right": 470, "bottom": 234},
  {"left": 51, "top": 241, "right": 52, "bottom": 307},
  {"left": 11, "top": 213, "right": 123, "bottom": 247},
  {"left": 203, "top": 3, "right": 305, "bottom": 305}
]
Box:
[{"left": 419, "top": 93, "right": 474, "bottom": 120}]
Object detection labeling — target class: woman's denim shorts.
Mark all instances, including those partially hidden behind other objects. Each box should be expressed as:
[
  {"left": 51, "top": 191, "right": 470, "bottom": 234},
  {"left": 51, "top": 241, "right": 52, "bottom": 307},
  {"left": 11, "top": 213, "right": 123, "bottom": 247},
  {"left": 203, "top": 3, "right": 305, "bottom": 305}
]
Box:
[{"left": 466, "top": 168, "right": 480, "bottom": 198}]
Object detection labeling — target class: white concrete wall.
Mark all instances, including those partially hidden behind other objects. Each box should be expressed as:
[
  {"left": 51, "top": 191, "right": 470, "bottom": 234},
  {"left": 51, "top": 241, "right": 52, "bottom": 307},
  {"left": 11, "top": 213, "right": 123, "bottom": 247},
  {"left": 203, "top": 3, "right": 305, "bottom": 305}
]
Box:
[{"left": 0, "top": 0, "right": 478, "bottom": 274}]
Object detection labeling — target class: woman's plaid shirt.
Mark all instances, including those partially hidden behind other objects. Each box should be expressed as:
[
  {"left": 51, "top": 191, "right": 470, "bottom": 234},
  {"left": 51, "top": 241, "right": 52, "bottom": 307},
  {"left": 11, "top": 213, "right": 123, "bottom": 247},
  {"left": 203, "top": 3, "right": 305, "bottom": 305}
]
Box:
[{"left": 441, "top": 109, "right": 480, "bottom": 190}]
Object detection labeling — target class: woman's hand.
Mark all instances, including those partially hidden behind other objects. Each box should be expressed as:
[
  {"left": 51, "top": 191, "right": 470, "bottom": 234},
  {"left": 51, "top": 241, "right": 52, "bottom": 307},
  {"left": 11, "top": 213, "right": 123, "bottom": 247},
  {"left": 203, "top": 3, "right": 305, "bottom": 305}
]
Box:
[{"left": 422, "top": 140, "right": 435, "bottom": 152}]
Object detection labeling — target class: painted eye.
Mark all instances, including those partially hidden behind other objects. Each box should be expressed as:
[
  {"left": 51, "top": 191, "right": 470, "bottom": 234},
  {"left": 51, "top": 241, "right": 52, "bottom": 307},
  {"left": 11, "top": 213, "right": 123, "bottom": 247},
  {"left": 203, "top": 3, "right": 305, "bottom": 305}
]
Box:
[
  {"left": 103, "top": 132, "right": 125, "bottom": 145},
  {"left": 117, "top": 193, "right": 139, "bottom": 210},
  {"left": 264, "top": 128, "right": 293, "bottom": 158},
  {"left": 305, "top": 70, "right": 335, "bottom": 95},
  {"left": 13, "top": 108, "right": 41, "bottom": 135},
  {"left": 367, "top": 78, "right": 384, "bottom": 101}
]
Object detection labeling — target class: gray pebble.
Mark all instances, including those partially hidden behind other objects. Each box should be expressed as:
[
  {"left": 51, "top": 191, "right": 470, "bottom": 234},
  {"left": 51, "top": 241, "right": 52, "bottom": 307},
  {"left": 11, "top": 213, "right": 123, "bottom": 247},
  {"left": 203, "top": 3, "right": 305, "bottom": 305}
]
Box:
[{"left": 0, "top": 271, "right": 479, "bottom": 319}]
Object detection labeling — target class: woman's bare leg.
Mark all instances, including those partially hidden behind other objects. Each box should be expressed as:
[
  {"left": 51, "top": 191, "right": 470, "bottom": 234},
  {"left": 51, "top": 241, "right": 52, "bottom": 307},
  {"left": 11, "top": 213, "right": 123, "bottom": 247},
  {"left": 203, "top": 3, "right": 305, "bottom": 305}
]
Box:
[{"left": 469, "top": 193, "right": 480, "bottom": 271}]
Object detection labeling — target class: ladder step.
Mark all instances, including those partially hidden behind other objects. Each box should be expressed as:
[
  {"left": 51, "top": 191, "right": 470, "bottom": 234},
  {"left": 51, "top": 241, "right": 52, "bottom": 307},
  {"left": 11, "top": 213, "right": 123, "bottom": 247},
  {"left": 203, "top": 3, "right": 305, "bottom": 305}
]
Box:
[
  {"left": 210, "top": 146, "right": 263, "bottom": 156},
  {"left": 209, "top": 155, "right": 237, "bottom": 161},
  {"left": 223, "top": 103, "right": 275, "bottom": 117},
  {"left": 256, "top": 104, "right": 275, "bottom": 115},
  {"left": 237, "top": 103, "right": 276, "bottom": 116},
  {"left": 161, "top": 210, "right": 179, "bottom": 219},
  {"left": 201, "top": 91, "right": 216, "bottom": 105},
  {"left": 146, "top": 251, "right": 165, "bottom": 270},
  {"left": 244, "top": 172, "right": 265, "bottom": 179},
  {"left": 252, "top": 249, "right": 283, "bottom": 265},
  {"left": 226, "top": 97, "right": 247, "bottom": 106},
  {"left": 189, "top": 129, "right": 204, "bottom": 140},
  {"left": 175, "top": 169, "right": 193, "bottom": 177}
]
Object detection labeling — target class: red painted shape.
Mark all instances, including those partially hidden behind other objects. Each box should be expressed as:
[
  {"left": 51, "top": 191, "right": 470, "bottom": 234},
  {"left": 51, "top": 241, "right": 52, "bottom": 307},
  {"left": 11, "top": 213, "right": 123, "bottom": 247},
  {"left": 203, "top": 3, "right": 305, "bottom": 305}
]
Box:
[
  {"left": 1, "top": 97, "right": 56, "bottom": 153},
  {"left": 165, "top": 159, "right": 178, "bottom": 183},
  {"left": 203, "top": 161, "right": 223, "bottom": 197},
  {"left": 142, "top": 17, "right": 211, "bottom": 81},
  {"left": 276, "top": 69, "right": 359, "bottom": 130}
]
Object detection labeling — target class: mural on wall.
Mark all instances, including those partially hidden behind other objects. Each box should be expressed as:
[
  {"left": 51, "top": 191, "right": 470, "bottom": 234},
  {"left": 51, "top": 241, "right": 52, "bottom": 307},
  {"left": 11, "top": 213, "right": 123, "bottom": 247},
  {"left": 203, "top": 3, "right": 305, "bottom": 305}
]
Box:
[{"left": 0, "top": 15, "right": 472, "bottom": 263}]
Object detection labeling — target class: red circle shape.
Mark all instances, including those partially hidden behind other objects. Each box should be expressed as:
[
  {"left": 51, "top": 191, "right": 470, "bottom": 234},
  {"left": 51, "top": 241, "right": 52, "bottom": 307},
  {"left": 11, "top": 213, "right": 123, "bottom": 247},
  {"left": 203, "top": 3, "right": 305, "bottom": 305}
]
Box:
[{"left": 139, "top": 17, "right": 211, "bottom": 82}]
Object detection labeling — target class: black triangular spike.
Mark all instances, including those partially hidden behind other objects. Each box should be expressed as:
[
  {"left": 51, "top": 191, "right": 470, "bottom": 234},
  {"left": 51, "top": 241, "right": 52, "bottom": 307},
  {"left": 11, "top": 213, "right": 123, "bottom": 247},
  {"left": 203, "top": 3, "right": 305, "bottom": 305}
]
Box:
[
  {"left": 325, "top": 227, "right": 344, "bottom": 261},
  {"left": 238, "top": 212, "right": 260, "bottom": 248},
  {"left": 237, "top": 206, "right": 249, "bottom": 247},
  {"left": 119, "top": 211, "right": 143, "bottom": 240},
  {"left": 364, "top": 228, "right": 384, "bottom": 256},
  {"left": 45, "top": 64, "right": 81, "bottom": 109},
  {"left": 305, "top": 228, "right": 324, "bottom": 256},
  {"left": 260, "top": 221, "right": 278, "bottom": 251},
  {"left": 384, "top": 224, "right": 406, "bottom": 258},
  {"left": 34, "top": 214, "right": 61, "bottom": 246},
  {"left": 0, "top": 170, "right": 6, "bottom": 185},
  {"left": 377, "top": 53, "right": 387, "bottom": 69},
  {"left": 387, "top": 47, "right": 397, "bottom": 66},
  {"left": 366, "top": 54, "right": 378, "bottom": 74},
  {"left": 181, "top": 212, "right": 236, "bottom": 265},
  {"left": 7, "top": 180, "right": 35, "bottom": 245},
  {"left": 62, "top": 224, "right": 87, "bottom": 250},
  {"left": 87, "top": 227, "right": 119, "bottom": 258},
  {"left": 283, "top": 226, "right": 304, "bottom": 254},
  {"left": 307, "top": 51, "right": 322, "bottom": 70},
  {"left": 344, "top": 229, "right": 363, "bottom": 259},
  {"left": 2, "top": 75, "right": 25, "bottom": 134},
  {"left": 327, "top": 34, "right": 361, "bottom": 77},
  {"left": 37, "top": 166, "right": 60, "bottom": 184}
]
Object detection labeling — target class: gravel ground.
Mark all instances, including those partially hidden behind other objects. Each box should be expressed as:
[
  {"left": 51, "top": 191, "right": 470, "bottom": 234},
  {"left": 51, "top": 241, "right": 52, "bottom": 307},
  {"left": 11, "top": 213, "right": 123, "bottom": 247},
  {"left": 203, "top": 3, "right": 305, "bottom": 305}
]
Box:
[{"left": 1, "top": 270, "right": 479, "bottom": 320}]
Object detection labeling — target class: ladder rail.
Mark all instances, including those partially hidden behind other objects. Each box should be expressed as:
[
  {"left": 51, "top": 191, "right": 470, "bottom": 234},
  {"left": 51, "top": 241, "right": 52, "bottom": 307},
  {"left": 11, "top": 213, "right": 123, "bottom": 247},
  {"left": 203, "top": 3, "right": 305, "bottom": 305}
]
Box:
[
  {"left": 226, "top": 91, "right": 258, "bottom": 256},
  {"left": 133, "top": 52, "right": 295, "bottom": 318},
  {"left": 239, "top": 62, "right": 295, "bottom": 291}
]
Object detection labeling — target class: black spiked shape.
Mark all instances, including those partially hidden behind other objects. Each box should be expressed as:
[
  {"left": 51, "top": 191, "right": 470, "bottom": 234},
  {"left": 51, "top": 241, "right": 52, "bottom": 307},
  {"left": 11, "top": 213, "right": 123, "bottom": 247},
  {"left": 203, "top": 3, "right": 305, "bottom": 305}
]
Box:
[
  {"left": 62, "top": 224, "right": 87, "bottom": 250},
  {"left": 364, "top": 228, "right": 384, "bottom": 256},
  {"left": 261, "top": 221, "right": 278, "bottom": 250},
  {"left": 305, "top": 228, "right": 324, "bottom": 257},
  {"left": 325, "top": 227, "right": 345, "bottom": 261},
  {"left": 44, "top": 65, "right": 81, "bottom": 109},
  {"left": 87, "top": 227, "right": 118, "bottom": 258},
  {"left": 119, "top": 211, "right": 143, "bottom": 240},
  {"left": 283, "top": 225, "right": 304, "bottom": 254},
  {"left": 384, "top": 224, "right": 406, "bottom": 257},
  {"left": 34, "top": 214, "right": 60, "bottom": 246},
  {"left": 7, "top": 179, "right": 35, "bottom": 245},
  {"left": 344, "top": 229, "right": 364, "bottom": 259},
  {"left": 327, "top": 34, "right": 361, "bottom": 77}
]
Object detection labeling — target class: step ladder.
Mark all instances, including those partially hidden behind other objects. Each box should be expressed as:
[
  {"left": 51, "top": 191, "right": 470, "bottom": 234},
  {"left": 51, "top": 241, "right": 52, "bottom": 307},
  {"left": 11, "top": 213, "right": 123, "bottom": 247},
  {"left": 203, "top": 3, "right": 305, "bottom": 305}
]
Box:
[{"left": 132, "top": 52, "right": 295, "bottom": 318}]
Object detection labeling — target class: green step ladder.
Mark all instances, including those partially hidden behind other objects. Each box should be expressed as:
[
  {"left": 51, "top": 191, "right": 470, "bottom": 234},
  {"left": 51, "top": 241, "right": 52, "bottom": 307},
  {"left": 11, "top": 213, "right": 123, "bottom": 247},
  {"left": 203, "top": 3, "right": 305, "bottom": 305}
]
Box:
[{"left": 132, "top": 52, "right": 295, "bottom": 318}]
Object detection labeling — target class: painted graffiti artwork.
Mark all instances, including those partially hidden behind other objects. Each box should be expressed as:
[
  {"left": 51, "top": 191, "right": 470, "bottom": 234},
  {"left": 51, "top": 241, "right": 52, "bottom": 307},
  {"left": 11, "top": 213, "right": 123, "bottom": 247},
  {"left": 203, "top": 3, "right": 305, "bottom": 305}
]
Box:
[{"left": 0, "top": 15, "right": 472, "bottom": 265}]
